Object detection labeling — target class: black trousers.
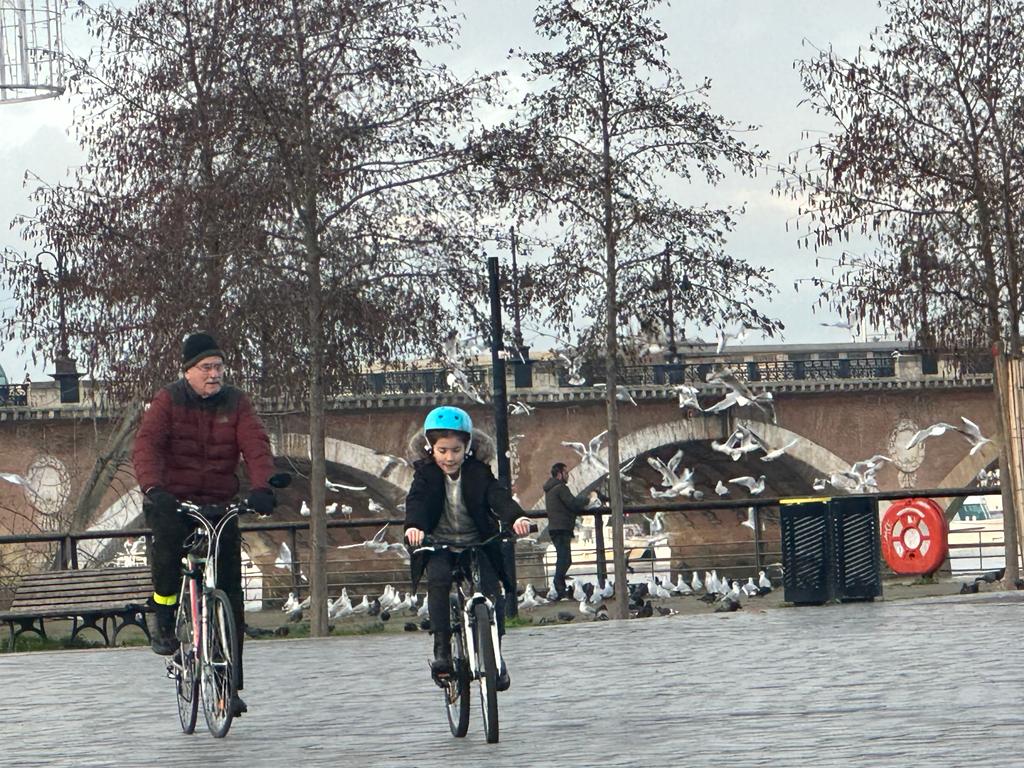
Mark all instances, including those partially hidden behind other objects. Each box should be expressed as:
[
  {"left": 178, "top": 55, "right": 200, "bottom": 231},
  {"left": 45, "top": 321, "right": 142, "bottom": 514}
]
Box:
[
  {"left": 426, "top": 548, "right": 505, "bottom": 639},
  {"left": 550, "top": 530, "right": 573, "bottom": 597},
  {"left": 145, "top": 502, "right": 246, "bottom": 687}
]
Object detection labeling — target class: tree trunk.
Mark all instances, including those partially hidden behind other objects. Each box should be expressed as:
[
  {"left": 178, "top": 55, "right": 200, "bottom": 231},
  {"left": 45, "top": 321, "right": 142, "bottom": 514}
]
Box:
[
  {"left": 305, "top": 230, "right": 329, "bottom": 636},
  {"left": 994, "top": 352, "right": 1021, "bottom": 584},
  {"left": 597, "top": 42, "right": 628, "bottom": 621},
  {"left": 69, "top": 402, "right": 142, "bottom": 532}
]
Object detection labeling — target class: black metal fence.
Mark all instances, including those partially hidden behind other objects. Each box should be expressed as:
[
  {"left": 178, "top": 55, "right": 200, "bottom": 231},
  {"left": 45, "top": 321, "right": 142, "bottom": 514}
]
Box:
[{"left": 0, "top": 486, "right": 999, "bottom": 615}]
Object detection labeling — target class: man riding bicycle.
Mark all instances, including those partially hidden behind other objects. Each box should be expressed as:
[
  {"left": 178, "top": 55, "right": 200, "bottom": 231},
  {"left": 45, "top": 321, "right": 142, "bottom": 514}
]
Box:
[
  {"left": 404, "top": 406, "right": 532, "bottom": 690},
  {"left": 133, "top": 332, "right": 277, "bottom": 717}
]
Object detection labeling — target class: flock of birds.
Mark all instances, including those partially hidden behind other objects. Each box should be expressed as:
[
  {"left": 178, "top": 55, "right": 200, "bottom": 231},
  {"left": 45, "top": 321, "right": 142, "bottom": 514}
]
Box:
[
  {"left": 519, "top": 569, "right": 775, "bottom": 620},
  {"left": 278, "top": 583, "right": 429, "bottom": 626},
  {"left": 266, "top": 567, "right": 775, "bottom": 632}
]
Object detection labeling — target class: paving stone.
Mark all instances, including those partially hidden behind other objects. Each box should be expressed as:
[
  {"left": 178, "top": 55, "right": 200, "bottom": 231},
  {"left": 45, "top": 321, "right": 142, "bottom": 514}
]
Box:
[{"left": 2, "top": 592, "right": 1022, "bottom": 767}]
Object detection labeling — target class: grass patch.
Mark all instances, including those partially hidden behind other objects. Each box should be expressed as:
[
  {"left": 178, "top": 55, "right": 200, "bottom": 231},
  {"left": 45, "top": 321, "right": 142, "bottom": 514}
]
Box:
[
  {"left": 0, "top": 633, "right": 149, "bottom": 653},
  {"left": 504, "top": 615, "right": 534, "bottom": 630}
]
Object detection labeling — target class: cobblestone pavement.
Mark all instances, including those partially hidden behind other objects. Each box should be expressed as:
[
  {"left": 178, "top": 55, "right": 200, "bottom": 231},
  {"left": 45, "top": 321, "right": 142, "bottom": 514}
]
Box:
[{"left": 4, "top": 592, "right": 1024, "bottom": 768}]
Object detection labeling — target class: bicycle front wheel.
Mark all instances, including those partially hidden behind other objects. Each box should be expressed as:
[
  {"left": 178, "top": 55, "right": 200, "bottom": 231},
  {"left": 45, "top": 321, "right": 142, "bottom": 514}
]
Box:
[
  {"left": 174, "top": 598, "right": 199, "bottom": 734},
  {"left": 201, "top": 589, "right": 239, "bottom": 738},
  {"left": 445, "top": 629, "right": 471, "bottom": 737},
  {"left": 473, "top": 602, "right": 499, "bottom": 744}
]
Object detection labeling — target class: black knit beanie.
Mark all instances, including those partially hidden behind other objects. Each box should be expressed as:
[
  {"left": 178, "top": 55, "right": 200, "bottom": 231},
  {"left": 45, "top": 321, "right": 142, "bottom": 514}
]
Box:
[{"left": 181, "top": 332, "right": 224, "bottom": 370}]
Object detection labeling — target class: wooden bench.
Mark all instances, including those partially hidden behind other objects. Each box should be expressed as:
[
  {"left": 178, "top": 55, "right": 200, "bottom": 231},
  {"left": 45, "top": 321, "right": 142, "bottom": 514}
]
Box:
[{"left": 0, "top": 566, "right": 153, "bottom": 650}]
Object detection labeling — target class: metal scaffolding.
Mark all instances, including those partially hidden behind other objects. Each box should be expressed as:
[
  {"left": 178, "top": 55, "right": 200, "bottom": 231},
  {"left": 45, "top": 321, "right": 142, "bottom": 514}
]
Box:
[{"left": 0, "top": 0, "right": 64, "bottom": 104}]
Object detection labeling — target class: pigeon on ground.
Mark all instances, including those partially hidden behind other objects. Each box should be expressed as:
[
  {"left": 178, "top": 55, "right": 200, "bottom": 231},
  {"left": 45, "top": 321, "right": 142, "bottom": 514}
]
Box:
[
  {"left": 959, "top": 581, "right": 979, "bottom": 594},
  {"left": 714, "top": 595, "right": 742, "bottom": 613}
]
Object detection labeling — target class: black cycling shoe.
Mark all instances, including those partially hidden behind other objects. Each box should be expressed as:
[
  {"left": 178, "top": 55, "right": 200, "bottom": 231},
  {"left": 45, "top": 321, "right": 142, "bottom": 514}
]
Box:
[
  {"left": 430, "top": 632, "right": 452, "bottom": 680},
  {"left": 496, "top": 660, "right": 510, "bottom": 692},
  {"left": 229, "top": 694, "right": 248, "bottom": 717},
  {"left": 147, "top": 603, "right": 179, "bottom": 657}
]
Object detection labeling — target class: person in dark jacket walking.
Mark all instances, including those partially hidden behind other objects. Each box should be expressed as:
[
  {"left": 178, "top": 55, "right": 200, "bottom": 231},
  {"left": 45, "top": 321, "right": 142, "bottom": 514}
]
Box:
[
  {"left": 404, "top": 406, "right": 531, "bottom": 690},
  {"left": 544, "top": 463, "right": 597, "bottom": 599},
  {"left": 133, "top": 332, "right": 277, "bottom": 717}
]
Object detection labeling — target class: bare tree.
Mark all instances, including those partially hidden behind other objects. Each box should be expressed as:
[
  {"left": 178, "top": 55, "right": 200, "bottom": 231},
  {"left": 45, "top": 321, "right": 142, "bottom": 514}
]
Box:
[
  {"left": 780, "top": 0, "right": 1024, "bottom": 582},
  {"left": 488, "top": 0, "right": 781, "bottom": 618},
  {"left": 211, "top": 0, "right": 497, "bottom": 635},
  {"left": 4, "top": 2, "right": 496, "bottom": 624}
]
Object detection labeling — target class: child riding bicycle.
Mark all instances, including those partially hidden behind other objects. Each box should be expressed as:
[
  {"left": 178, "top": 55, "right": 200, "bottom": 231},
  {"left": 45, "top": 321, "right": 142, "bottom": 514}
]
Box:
[{"left": 404, "top": 406, "right": 532, "bottom": 690}]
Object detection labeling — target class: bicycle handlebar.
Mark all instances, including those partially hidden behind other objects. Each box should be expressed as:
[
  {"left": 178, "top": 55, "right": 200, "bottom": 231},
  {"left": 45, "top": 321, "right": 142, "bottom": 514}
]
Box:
[{"left": 413, "top": 523, "right": 538, "bottom": 554}]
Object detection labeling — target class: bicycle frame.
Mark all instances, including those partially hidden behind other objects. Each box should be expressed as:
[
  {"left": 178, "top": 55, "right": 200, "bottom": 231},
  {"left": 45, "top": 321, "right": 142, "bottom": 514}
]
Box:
[
  {"left": 179, "top": 502, "right": 243, "bottom": 668},
  {"left": 453, "top": 549, "right": 502, "bottom": 681},
  {"left": 416, "top": 535, "right": 506, "bottom": 680}
]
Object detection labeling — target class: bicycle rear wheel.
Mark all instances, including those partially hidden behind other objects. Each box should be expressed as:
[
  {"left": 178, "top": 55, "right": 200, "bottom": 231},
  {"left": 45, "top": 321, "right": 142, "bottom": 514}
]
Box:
[
  {"left": 473, "top": 603, "right": 500, "bottom": 743},
  {"left": 445, "top": 629, "right": 471, "bottom": 737},
  {"left": 201, "top": 589, "right": 239, "bottom": 738},
  {"left": 174, "top": 598, "right": 199, "bottom": 734}
]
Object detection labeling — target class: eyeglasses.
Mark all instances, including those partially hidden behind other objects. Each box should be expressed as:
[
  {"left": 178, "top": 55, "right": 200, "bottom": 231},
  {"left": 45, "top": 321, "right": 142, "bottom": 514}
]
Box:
[{"left": 196, "top": 362, "right": 224, "bottom": 373}]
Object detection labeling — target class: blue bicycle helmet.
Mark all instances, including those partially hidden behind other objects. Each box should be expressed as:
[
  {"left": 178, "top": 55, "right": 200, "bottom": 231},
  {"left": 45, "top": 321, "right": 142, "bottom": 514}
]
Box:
[{"left": 423, "top": 405, "right": 473, "bottom": 436}]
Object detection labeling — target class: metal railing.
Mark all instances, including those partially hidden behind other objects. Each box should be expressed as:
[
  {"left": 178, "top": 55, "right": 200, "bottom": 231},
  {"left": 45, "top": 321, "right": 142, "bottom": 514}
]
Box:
[{"left": 0, "top": 486, "right": 997, "bottom": 616}]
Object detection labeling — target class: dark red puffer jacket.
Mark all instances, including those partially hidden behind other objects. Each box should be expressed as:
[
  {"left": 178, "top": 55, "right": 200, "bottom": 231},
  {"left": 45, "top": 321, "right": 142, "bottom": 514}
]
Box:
[{"left": 133, "top": 379, "right": 274, "bottom": 503}]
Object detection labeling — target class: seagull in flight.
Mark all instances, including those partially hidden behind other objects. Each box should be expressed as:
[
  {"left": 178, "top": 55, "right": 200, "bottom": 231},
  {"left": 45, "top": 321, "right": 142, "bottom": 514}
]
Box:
[
  {"left": 647, "top": 457, "right": 704, "bottom": 500},
  {"left": 446, "top": 367, "right": 486, "bottom": 404},
  {"left": 906, "top": 417, "right": 992, "bottom": 456},
  {"left": 716, "top": 325, "right": 748, "bottom": 354},
  {"left": 337, "top": 524, "right": 393, "bottom": 553},
  {"left": 558, "top": 352, "right": 586, "bottom": 386},
  {"left": 729, "top": 475, "right": 767, "bottom": 496},
  {"left": 820, "top": 319, "right": 858, "bottom": 333},
  {"left": 760, "top": 438, "right": 800, "bottom": 462},
  {"left": 672, "top": 384, "right": 702, "bottom": 411},
  {"left": 594, "top": 383, "right": 639, "bottom": 406},
  {"left": 326, "top": 478, "right": 367, "bottom": 492},
  {"left": 508, "top": 401, "right": 535, "bottom": 416},
  {"left": 274, "top": 542, "right": 293, "bottom": 570},
  {"left": 562, "top": 430, "right": 609, "bottom": 470},
  {"left": 711, "top": 425, "right": 767, "bottom": 461},
  {"left": 704, "top": 368, "right": 775, "bottom": 421}
]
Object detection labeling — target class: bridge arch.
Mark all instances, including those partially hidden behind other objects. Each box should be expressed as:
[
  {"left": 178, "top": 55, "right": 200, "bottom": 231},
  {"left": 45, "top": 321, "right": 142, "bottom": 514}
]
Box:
[
  {"left": 273, "top": 432, "right": 415, "bottom": 501},
  {"left": 935, "top": 441, "right": 1000, "bottom": 518},
  {"left": 545, "top": 418, "right": 852, "bottom": 509}
]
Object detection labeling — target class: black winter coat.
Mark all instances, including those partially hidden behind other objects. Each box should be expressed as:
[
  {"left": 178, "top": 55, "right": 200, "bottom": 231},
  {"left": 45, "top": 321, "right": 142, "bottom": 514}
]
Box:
[
  {"left": 543, "top": 476, "right": 590, "bottom": 532},
  {"left": 404, "top": 457, "right": 524, "bottom": 592}
]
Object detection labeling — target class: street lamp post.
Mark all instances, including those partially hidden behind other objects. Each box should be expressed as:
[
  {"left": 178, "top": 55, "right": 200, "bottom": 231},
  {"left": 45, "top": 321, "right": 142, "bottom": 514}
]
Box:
[
  {"left": 662, "top": 241, "right": 677, "bottom": 364},
  {"left": 40, "top": 245, "right": 82, "bottom": 403},
  {"left": 487, "top": 255, "right": 519, "bottom": 617},
  {"left": 508, "top": 227, "right": 532, "bottom": 387}
]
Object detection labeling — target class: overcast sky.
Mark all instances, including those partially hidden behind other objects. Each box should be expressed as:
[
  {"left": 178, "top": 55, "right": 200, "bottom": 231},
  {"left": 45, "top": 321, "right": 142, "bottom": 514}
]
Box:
[{"left": 0, "top": 0, "right": 886, "bottom": 383}]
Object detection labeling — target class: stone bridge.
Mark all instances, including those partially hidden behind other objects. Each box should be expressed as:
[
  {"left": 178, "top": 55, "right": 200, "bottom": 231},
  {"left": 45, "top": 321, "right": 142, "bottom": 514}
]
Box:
[{"left": 0, "top": 343, "right": 1000, "bottom": 577}]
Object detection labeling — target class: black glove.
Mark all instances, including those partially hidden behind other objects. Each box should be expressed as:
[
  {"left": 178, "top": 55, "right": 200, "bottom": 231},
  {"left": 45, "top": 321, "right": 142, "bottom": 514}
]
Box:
[
  {"left": 145, "top": 487, "right": 178, "bottom": 514},
  {"left": 246, "top": 488, "right": 276, "bottom": 515}
]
